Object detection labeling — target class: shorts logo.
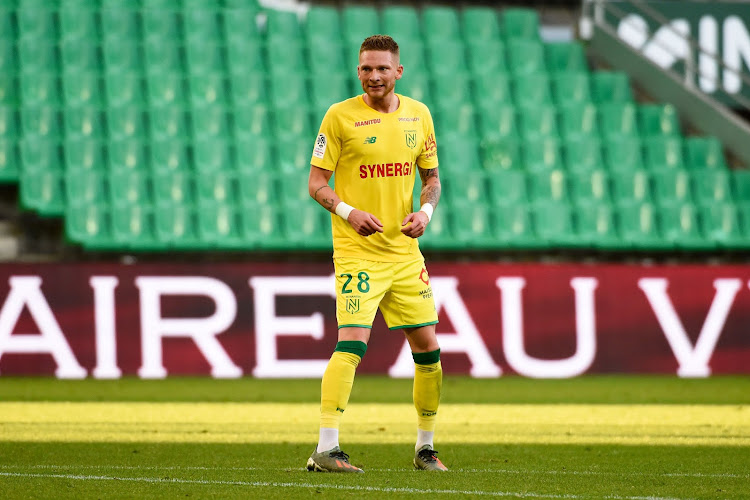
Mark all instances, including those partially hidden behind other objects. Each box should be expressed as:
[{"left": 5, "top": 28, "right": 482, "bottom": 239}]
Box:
[
  {"left": 419, "top": 268, "right": 430, "bottom": 285},
  {"left": 405, "top": 130, "right": 417, "bottom": 148},
  {"left": 313, "top": 133, "right": 327, "bottom": 159},
  {"left": 346, "top": 298, "right": 360, "bottom": 314}
]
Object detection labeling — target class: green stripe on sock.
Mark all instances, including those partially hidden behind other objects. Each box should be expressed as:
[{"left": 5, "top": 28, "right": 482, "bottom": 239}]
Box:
[
  {"left": 412, "top": 349, "right": 440, "bottom": 365},
  {"left": 334, "top": 340, "right": 368, "bottom": 358}
]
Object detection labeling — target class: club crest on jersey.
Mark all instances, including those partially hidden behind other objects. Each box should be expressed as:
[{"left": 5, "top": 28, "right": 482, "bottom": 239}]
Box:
[
  {"left": 405, "top": 130, "right": 417, "bottom": 149},
  {"left": 346, "top": 298, "right": 360, "bottom": 314}
]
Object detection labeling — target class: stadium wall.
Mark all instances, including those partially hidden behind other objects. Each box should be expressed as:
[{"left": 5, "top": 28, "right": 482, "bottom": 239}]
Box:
[{"left": 0, "top": 261, "right": 747, "bottom": 379}]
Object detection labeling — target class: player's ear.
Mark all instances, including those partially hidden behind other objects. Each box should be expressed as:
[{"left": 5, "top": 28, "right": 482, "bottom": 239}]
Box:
[{"left": 396, "top": 64, "right": 404, "bottom": 80}]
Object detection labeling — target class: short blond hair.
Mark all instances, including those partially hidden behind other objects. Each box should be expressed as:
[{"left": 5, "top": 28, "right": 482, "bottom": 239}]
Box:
[{"left": 359, "top": 35, "right": 400, "bottom": 57}]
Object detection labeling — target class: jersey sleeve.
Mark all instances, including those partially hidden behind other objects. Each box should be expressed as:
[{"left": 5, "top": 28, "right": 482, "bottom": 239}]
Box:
[
  {"left": 417, "top": 106, "right": 439, "bottom": 170},
  {"left": 310, "top": 105, "right": 341, "bottom": 172}
]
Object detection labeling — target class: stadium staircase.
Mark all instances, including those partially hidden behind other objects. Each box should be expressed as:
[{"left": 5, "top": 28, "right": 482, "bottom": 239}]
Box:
[{"left": 1, "top": 0, "right": 749, "bottom": 254}]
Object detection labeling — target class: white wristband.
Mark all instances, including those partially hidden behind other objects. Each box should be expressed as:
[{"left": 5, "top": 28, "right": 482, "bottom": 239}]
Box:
[
  {"left": 335, "top": 201, "right": 355, "bottom": 221},
  {"left": 419, "top": 203, "right": 434, "bottom": 221}
]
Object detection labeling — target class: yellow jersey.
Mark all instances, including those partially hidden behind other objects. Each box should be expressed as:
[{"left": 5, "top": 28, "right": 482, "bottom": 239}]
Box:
[{"left": 310, "top": 94, "right": 439, "bottom": 262}]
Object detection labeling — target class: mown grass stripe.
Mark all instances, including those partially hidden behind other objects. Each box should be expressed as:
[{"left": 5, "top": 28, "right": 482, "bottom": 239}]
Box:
[{"left": 0, "top": 471, "right": 689, "bottom": 500}]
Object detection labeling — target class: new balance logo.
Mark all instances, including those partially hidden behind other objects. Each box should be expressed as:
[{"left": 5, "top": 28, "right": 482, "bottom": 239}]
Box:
[
  {"left": 336, "top": 407, "right": 345, "bottom": 413},
  {"left": 363, "top": 137, "right": 377, "bottom": 144}
]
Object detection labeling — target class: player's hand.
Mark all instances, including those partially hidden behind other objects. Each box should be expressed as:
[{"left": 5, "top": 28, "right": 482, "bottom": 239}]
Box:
[
  {"left": 348, "top": 210, "right": 384, "bottom": 236},
  {"left": 401, "top": 211, "right": 429, "bottom": 238}
]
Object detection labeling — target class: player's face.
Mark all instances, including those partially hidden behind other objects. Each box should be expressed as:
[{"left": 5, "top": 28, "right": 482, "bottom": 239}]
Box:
[{"left": 357, "top": 50, "right": 403, "bottom": 101}]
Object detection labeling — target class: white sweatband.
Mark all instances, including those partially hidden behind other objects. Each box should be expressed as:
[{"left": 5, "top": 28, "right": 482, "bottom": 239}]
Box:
[
  {"left": 335, "top": 201, "right": 355, "bottom": 220},
  {"left": 419, "top": 203, "right": 434, "bottom": 221}
]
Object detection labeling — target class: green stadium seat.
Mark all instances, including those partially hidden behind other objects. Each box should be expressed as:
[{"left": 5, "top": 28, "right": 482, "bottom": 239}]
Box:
[
  {"left": 638, "top": 103, "right": 681, "bottom": 137},
  {"left": 559, "top": 102, "right": 598, "bottom": 141},
  {"left": 544, "top": 42, "right": 588, "bottom": 74},
  {"left": 64, "top": 138, "right": 106, "bottom": 172},
  {"left": 18, "top": 41, "right": 60, "bottom": 74},
  {"left": 461, "top": 6, "right": 502, "bottom": 43},
  {"left": 155, "top": 202, "right": 203, "bottom": 249},
  {"left": 112, "top": 202, "right": 160, "bottom": 250},
  {"left": 658, "top": 202, "right": 710, "bottom": 250},
  {"left": 20, "top": 169, "right": 65, "bottom": 215},
  {"left": 683, "top": 136, "right": 727, "bottom": 170},
  {"left": 434, "top": 102, "right": 477, "bottom": 137},
  {"left": 433, "top": 74, "right": 474, "bottom": 107},
  {"left": 21, "top": 107, "right": 63, "bottom": 140},
  {"left": 445, "top": 170, "right": 488, "bottom": 205},
  {"left": 65, "top": 203, "right": 114, "bottom": 250},
  {"left": 65, "top": 170, "right": 108, "bottom": 206},
  {"left": 0, "top": 107, "right": 18, "bottom": 140},
  {"left": 617, "top": 201, "right": 672, "bottom": 250},
  {"left": 281, "top": 199, "right": 332, "bottom": 250},
  {"left": 494, "top": 204, "right": 543, "bottom": 249},
  {"left": 342, "top": 6, "right": 380, "bottom": 46},
  {"left": 153, "top": 170, "right": 195, "bottom": 205},
  {"left": 643, "top": 136, "right": 685, "bottom": 170},
  {"left": 477, "top": 105, "right": 517, "bottom": 140},
  {"left": 488, "top": 169, "right": 528, "bottom": 207},
  {"left": 193, "top": 138, "right": 233, "bottom": 173},
  {"left": 570, "top": 169, "right": 611, "bottom": 206},
  {"left": 531, "top": 200, "right": 579, "bottom": 247},
  {"left": 20, "top": 138, "right": 62, "bottom": 173},
  {"left": 0, "top": 75, "right": 18, "bottom": 107},
  {"left": 100, "top": 9, "right": 140, "bottom": 42},
  {"left": 692, "top": 169, "right": 733, "bottom": 206},
  {"left": 565, "top": 138, "right": 605, "bottom": 174},
  {"left": 310, "top": 73, "right": 352, "bottom": 114},
  {"left": 0, "top": 37, "right": 17, "bottom": 75},
  {"left": 151, "top": 139, "right": 190, "bottom": 172},
  {"left": 518, "top": 105, "right": 559, "bottom": 141},
  {"left": 699, "top": 202, "right": 749, "bottom": 249},
  {"left": 507, "top": 39, "right": 545, "bottom": 75},
  {"left": 226, "top": 38, "right": 266, "bottom": 76},
  {"left": 551, "top": 72, "right": 591, "bottom": 106},
  {"left": 604, "top": 137, "right": 644, "bottom": 172},
  {"left": 197, "top": 170, "right": 238, "bottom": 204},
  {"left": 233, "top": 103, "right": 271, "bottom": 140},
  {"left": 611, "top": 168, "right": 652, "bottom": 204},
  {"left": 732, "top": 170, "right": 750, "bottom": 201},
  {"left": 0, "top": 9, "right": 16, "bottom": 41},
  {"left": 141, "top": 10, "right": 182, "bottom": 43},
  {"left": 63, "top": 73, "right": 105, "bottom": 108},
  {"left": 151, "top": 107, "right": 191, "bottom": 141},
  {"left": 575, "top": 202, "right": 623, "bottom": 249},
  {"left": 450, "top": 201, "right": 496, "bottom": 248},
  {"left": 264, "top": 9, "right": 302, "bottom": 41},
  {"left": 512, "top": 73, "right": 553, "bottom": 107},
  {"left": 397, "top": 73, "right": 432, "bottom": 106},
  {"left": 237, "top": 170, "right": 277, "bottom": 204},
  {"left": 525, "top": 140, "right": 569, "bottom": 174},
  {"left": 437, "top": 134, "right": 481, "bottom": 174},
  {"left": 598, "top": 102, "right": 639, "bottom": 139},
  {"left": 189, "top": 75, "right": 230, "bottom": 108},
  {"left": 590, "top": 71, "right": 633, "bottom": 103},
  {"left": 467, "top": 40, "right": 507, "bottom": 77},
  {"left": 480, "top": 136, "right": 522, "bottom": 171},
  {"left": 64, "top": 107, "right": 105, "bottom": 140},
  {"left": 417, "top": 203, "right": 454, "bottom": 250},
  {"left": 426, "top": 40, "right": 467, "bottom": 75},
  {"left": 306, "top": 6, "right": 343, "bottom": 44},
  {"left": 222, "top": 8, "right": 262, "bottom": 44},
  {"left": 308, "top": 38, "right": 348, "bottom": 74},
  {"left": 269, "top": 73, "right": 308, "bottom": 107},
  {"left": 109, "top": 169, "right": 152, "bottom": 206},
  {"left": 652, "top": 168, "right": 693, "bottom": 207},
  {"left": 272, "top": 106, "right": 312, "bottom": 143},
  {"left": 241, "top": 201, "right": 286, "bottom": 249},
  {"left": 229, "top": 72, "right": 267, "bottom": 105},
  {"left": 146, "top": 72, "right": 185, "bottom": 108},
  {"left": 0, "top": 140, "right": 19, "bottom": 182},
  {"left": 144, "top": 40, "right": 184, "bottom": 74},
  {"left": 59, "top": 7, "right": 99, "bottom": 42},
  {"left": 102, "top": 40, "right": 142, "bottom": 74},
  {"left": 528, "top": 168, "right": 569, "bottom": 202},
  {"left": 109, "top": 138, "right": 150, "bottom": 171},
  {"left": 501, "top": 8, "right": 540, "bottom": 40},
  {"left": 197, "top": 201, "right": 245, "bottom": 249},
  {"left": 276, "top": 134, "right": 314, "bottom": 173},
  {"left": 186, "top": 41, "right": 227, "bottom": 76},
  {"left": 17, "top": 9, "right": 57, "bottom": 41},
  {"left": 108, "top": 106, "right": 148, "bottom": 140},
  {"left": 20, "top": 73, "right": 62, "bottom": 107},
  {"left": 381, "top": 5, "right": 420, "bottom": 42},
  {"left": 183, "top": 8, "right": 223, "bottom": 43},
  {"left": 422, "top": 6, "right": 461, "bottom": 44},
  {"left": 472, "top": 72, "right": 512, "bottom": 108}
]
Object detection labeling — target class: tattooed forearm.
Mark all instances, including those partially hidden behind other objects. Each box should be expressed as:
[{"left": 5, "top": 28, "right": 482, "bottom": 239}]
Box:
[
  {"left": 421, "top": 183, "right": 441, "bottom": 207},
  {"left": 312, "top": 185, "right": 329, "bottom": 202},
  {"left": 419, "top": 167, "right": 439, "bottom": 185}
]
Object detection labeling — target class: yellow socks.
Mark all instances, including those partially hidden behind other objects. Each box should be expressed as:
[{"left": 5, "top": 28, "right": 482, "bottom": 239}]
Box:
[
  {"left": 318, "top": 340, "right": 367, "bottom": 451},
  {"left": 413, "top": 349, "right": 442, "bottom": 446}
]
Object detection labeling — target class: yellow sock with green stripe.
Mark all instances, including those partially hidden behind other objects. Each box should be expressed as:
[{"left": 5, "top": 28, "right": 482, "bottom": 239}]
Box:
[
  {"left": 413, "top": 349, "right": 442, "bottom": 450},
  {"left": 317, "top": 340, "right": 367, "bottom": 452}
]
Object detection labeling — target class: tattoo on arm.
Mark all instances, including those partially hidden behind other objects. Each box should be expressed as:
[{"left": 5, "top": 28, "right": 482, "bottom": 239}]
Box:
[
  {"left": 312, "top": 184, "right": 336, "bottom": 211},
  {"left": 419, "top": 168, "right": 441, "bottom": 207}
]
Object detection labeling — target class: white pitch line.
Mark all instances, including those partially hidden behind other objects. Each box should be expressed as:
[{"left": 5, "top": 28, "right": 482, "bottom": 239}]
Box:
[
  {"left": 0, "top": 471, "right": 691, "bottom": 500},
  {"left": 0, "top": 464, "right": 746, "bottom": 480}
]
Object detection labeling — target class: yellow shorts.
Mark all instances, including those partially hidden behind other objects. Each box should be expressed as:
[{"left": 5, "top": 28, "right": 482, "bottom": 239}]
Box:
[{"left": 333, "top": 257, "right": 438, "bottom": 330}]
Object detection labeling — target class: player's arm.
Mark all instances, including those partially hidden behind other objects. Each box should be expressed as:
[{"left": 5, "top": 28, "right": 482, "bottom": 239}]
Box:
[
  {"left": 401, "top": 166, "right": 441, "bottom": 238},
  {"left": 308, "top": 165, "right": 383, "bottom": 236}
]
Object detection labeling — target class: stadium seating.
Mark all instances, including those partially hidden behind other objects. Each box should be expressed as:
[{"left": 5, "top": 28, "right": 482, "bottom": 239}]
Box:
[{"left": 0, "top": 2, "right": 744, "bottom": 254}]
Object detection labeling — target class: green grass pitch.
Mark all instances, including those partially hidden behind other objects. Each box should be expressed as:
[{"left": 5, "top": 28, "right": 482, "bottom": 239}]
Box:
[{"left": 0, "top": 376, "right": 748, "bottom": 499}]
